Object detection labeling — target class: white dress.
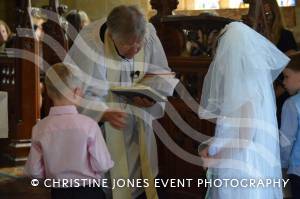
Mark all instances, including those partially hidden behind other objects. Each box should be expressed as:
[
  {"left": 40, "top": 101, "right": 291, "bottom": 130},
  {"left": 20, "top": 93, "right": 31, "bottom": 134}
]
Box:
[{"left": 199, "top": 22, "right": 290, "bottom": 199}]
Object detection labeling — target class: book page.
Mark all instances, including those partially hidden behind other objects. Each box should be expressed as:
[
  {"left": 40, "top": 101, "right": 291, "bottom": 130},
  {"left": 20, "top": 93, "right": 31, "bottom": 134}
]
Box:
[{"left": 139, "top": 73, "right": 179, "bottom": 96}]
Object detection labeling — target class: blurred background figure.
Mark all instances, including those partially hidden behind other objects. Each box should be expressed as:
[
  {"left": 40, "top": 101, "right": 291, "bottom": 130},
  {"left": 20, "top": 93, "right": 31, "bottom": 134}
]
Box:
[
  {"left": 243, "top": 0, "right": 298, "bottom": 128},
  {"left": 31, "top": 7, "right": 47, "bottom": 42},
  {"left": 259, "top": 0, "right": 299, "bottom": 127},
  {"left": 65, "top": 9, "right": 90, "bottom": 47},
  {"left": 243, "top": 0, "right": 297, "bottom": 54},
  {"left": 262, "top": 0, "right": 297, "bottom": 54},
  {"left": 0, "top": 20, "right": 14, "bottom": 52}
]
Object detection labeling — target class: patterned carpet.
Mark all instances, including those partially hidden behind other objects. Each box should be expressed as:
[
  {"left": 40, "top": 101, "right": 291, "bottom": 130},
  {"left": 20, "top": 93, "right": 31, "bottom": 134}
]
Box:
[{"left": 0, "top": 166, "right": 24, "bottom": 184}]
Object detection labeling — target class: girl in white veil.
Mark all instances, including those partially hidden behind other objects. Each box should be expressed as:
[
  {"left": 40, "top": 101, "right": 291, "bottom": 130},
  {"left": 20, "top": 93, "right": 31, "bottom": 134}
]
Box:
[{"left": 198, "top": 22, "right": 290, "bottom": 199}]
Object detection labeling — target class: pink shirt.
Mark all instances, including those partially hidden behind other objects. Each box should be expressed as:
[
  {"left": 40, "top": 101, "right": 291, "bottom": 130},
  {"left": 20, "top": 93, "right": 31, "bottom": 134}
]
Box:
[{"left": 24, "top": 105, "right": 114, "bottom": 180}]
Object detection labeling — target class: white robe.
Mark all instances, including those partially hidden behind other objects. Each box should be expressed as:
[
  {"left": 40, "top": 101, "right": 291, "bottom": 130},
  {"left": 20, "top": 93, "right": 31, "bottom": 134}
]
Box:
[{"left": 64, "top": 19, "right": 174, "bottom": 198}]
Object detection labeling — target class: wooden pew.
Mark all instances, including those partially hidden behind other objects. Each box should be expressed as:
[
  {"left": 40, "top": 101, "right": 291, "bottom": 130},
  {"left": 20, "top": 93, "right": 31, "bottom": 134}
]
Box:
[{"left": 0, "top": 0, "right": 40, "bottom": 164}]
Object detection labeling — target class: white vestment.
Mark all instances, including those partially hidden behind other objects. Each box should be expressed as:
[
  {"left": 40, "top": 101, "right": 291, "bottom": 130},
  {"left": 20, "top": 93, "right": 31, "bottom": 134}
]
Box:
[{"left": 64, "top": 19, "right": 177, "bottom": 198}]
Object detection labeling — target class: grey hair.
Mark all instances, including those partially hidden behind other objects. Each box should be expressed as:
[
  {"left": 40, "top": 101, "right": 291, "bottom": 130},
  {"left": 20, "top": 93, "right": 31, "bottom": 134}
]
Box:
[{"left": 107, "top": 5, "right": 146, "bottom": 42}]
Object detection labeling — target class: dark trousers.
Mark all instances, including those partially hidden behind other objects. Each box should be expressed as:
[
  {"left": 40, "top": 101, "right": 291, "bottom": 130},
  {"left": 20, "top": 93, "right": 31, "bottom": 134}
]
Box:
[
  {"left": 290, "top": 174, "right": 300, "bottom": 199},
  {"left": 51, "top": 187, "right": 106, "bottom": 199}
]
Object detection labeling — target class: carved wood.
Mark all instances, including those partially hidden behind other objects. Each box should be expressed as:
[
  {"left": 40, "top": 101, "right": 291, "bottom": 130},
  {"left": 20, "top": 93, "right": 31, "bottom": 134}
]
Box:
[
  {"left": 16, "top": 0, "right": 33, "bottom": 29},
  {"left": 40, "top": 0, "right": 69, "bottom": 117},
  {"left": 0, "top": 0, "right": 40, "bottom": 164},
  {"left": 150, "top": 0, "right": 184, "bottom": 56},
  {"left": 161, "top": 15, "right": 233, "bottom": 56},
  {"left": 42, "top": 0, "right": 68, "bottom": 66}
]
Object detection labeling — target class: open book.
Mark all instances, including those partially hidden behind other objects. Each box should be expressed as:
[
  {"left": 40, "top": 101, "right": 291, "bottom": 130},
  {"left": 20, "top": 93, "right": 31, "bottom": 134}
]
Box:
[
  {"left": 110, "top": 85, "right": 167, "bottom": 102},
  {"left": 111, "top": 72, "right": 178, "bottom": 103}
]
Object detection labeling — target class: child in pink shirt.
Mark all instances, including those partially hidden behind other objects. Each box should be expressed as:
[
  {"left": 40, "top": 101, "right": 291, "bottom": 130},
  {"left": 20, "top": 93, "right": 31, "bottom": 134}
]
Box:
[{"left": 25, "top": 63, "right": 114, "bottom": 199}]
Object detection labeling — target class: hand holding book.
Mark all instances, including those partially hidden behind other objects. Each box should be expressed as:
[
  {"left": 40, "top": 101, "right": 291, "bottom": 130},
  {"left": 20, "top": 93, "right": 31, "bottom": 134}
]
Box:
[
  {"left": 110, "top": 72, "right": 178, "bottom": 104},
  {"left": 110, "top": 85, "right": 167, "bottom": 103},
  {"left": 131, "top": 96, "right": 155, "bottom": 108}
]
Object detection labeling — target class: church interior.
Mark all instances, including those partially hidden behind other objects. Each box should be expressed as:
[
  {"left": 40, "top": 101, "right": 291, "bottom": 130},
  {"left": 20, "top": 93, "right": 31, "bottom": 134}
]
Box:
[{"left": 0, "top": 0, "right": 299, "bottom": 198}]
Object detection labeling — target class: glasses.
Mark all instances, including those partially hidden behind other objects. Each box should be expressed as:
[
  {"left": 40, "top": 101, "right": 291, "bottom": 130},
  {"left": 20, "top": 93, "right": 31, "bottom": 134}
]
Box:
[
  {"left": 121, "top": 41, "right": 143, "bottom": 51},
  {"left": 114, "top": 38, "right": 144, "bottom": 51}
]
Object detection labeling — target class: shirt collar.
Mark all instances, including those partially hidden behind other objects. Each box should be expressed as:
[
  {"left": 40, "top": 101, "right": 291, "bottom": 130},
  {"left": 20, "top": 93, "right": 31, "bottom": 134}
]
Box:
[{"left": 49, "top": 105, "right": 78, "bottom": 116}]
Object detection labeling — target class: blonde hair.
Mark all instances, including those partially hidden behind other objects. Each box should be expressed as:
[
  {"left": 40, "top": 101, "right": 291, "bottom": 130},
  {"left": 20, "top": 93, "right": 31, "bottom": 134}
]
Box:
[
  {"left": 0, "top": 20, "right": 12, "bottom": 39},
  {"left": 45, "top": 63, "right": 82, "bottom": 99}
]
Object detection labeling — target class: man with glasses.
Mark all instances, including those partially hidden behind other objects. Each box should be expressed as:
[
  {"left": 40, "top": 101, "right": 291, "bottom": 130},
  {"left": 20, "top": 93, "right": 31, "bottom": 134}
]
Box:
[{"left": 64, "top": 5, "right": 177, "bottom": 199}]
